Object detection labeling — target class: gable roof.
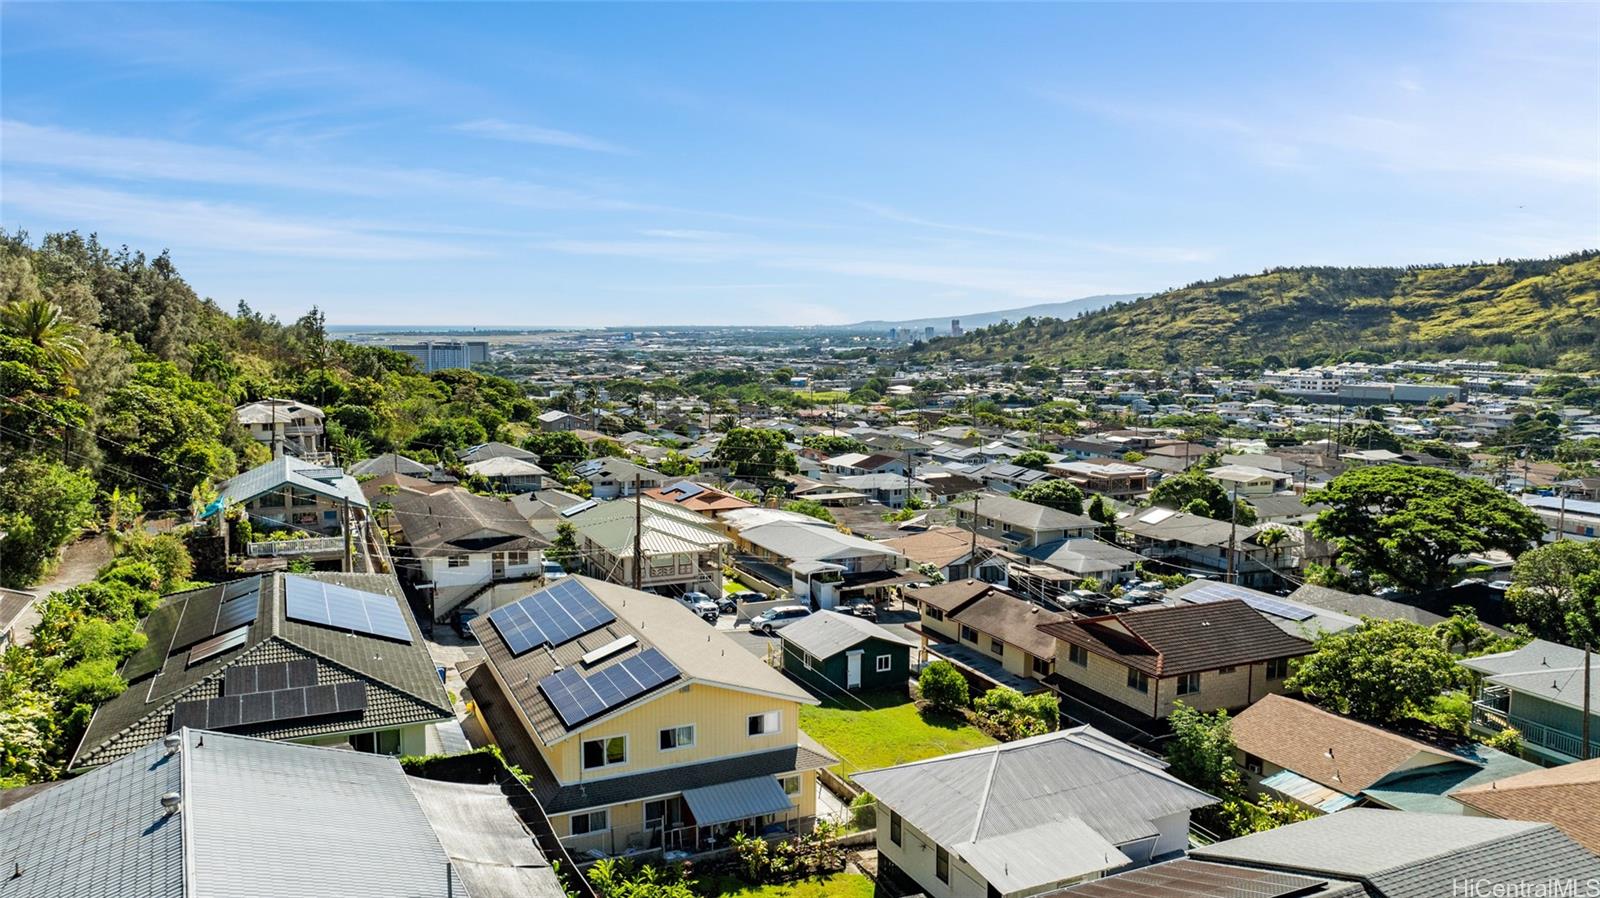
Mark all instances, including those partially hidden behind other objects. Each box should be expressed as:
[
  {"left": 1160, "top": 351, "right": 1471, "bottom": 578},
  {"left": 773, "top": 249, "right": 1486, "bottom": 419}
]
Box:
[
  {"left": 643, "top": 482, "right": 755, "bottom": 515},
  {"left": 952, "top": 593, "right": 1065, "bottom": 658},
  {"left": 1287, "top": 583, "right": 1447, "bottom": 628},
  {"left": 1021, "top": 538, "right": 1143, "bottom": 575},
  {"left": 349, "top": 452, "right": 432, "bottom": 478},
  {"left": 209, "top": 456, "right": 367, "bottom": 513},
  {"left": 457, "top": 441, "right": 539, "bottom": 464},
  {"left": 778, "top": 610, "right": 915, "bottom": 658},
  {"left": 233, "top": 398, "right": 323, "bottom": 424},
  {"left": 383, "top": 487, "right": 546, "bottom": 556},
  {"left": 1460, "top": 639, "right": 1600, "bottom": 713},
  {"left": 565, "top": 496, "right": 731, "bottom": 557},
  {"left": 854, "top": 726, "right": 1213, "bottom": 883},
  {"left": 737, "top": 520, "right": 900, "bottom": 564},
  {"left": 470, "top": 576, "right": 812, "bottom": 745},
  {"left": 904, "top": 579, "right": 999, "bottom": 614},
  {"left": 465, "top": 456, "right": 549, "bottom": 477},
  {"left": 4, "top": 729, "right": 565, "bottom": 898},
  {"left": 1191, "top": 808, "right": 1600, "bottom": 898},
  {"left": 971, "top": 492, "right": 1097, "bottom": 533},
  {"left": 1450, "top": 758, "right": 1600, "bottom": 853},
  {"left": 1231, "top": 695, "right": 1463, "bottom": 795},
  {"left": 74, "top": 573, "right": 451, "bottom": 769},
  {"left": 1037, "top": 600, "right": 1313, "bottom": 677}
]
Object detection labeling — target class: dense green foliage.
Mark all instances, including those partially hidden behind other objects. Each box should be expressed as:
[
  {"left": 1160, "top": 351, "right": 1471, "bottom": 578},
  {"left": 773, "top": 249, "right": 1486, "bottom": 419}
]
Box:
[
  {"left": 1286, "top": 618, "right": 1469, "bottom": 726},
  {"left": 0, "top": 458, "right": 97, "bottom": 587},
  {"left": 1011, "top": 479, "right": 1085, "bottom": 515},
  {"left": 1165, "top": 703, "right": 1240, "bottom": 799},
  {"left": 1506, "top": 541, "right": 1600, "bottom": 649},
  {"left": 1148, "top": 469, "right": 1258, "bottom": 525},
  {"left": 972, "top": 686, "right": 1059, "bottom": 740},
  {"left": 910, "top": 253, "right": 1600, "bottom": 369},
  {"left": 713, "top": 427, "right": 797, "bottom": 483},
  {"left": 1307, "top": 465, "right": 1544, "bottom": 592},
  {"left": 781, "top": 499, "right": 835, "bottom": 523},
  {"left": 917, "top": 659, "right": 968, "bottom": 712}
]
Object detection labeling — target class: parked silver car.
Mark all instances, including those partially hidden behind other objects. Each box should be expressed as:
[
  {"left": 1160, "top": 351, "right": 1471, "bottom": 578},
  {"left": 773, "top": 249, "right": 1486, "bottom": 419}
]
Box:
[{"left": 752, "top": 605, "right": 811, "bottom": 634}]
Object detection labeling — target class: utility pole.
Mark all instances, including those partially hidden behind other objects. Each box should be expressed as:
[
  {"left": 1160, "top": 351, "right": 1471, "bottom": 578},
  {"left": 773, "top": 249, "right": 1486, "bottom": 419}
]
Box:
[
  {"left": 904, "top": 448, "right": 914, "bottom": 510},
  {"left": 632, "top": 474, "right": 643, "bottom": 591},
  {"left": 1557, "top": 487, "right": 1568, "bottom": 542},
  {"left": 342, "top": 496, "right": 353, "bottom": 573},
  {"left": 968, "top": 492, "right": 980, "bottom": 568},
  {"left": 1582, "top": 643, "right": 1592, "bottom": 761},
  {"left": 1226, "top": 480, "right": 1240, "bottom": 585}
]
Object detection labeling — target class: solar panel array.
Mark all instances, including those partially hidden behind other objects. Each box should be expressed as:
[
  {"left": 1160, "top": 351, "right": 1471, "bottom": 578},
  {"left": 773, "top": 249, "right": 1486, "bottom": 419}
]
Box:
[
  {"left": 213, "top": 577, "right": 262, "bottom": 633},
  {"left": 170, "top": 680, "right": 366, "bottom": 733},
  {"left": 225, "top": 659, "right": 317, "bottom": 695},
  {"left": 560, "top": 499, "right": 599, "bottom": 518},
  {"left": 487, "top": 579, "right": 616, "bottom": 656},
  {"left": 539, "top": 647, "right": 680, "bottom": 728},
  {"left": 1182, "top": 581, "right": 1315, "bottom": 622},
  {"left": 186, "top": 626, "right": 251, "bottom": 667},
  {"left": 663, "top": 481, "right": 705, "bottom": 499},
  {"left": 283, "top": 575, "right": 414, "bottom": 643}
]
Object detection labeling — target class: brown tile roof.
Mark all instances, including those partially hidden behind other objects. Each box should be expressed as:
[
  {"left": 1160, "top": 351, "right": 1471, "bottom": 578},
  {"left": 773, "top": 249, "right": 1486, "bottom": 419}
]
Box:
[
  {"left": 882, "top": 527, "right": 1004, "bottom": 570},
  {"left": 1451, "top": 758, "right": 1600, "bottom": 853},
  {"left": 951, "top": 593, "right": 1066, "bottom": 659},
  {"left": 1231, "top": 695, "right": 1462, "bottom": 795},
  {"left": 641, "top": 484, "right": 754, "bottom": 515},
  {"left": 904, "top": 579, "right": 998, "bottom": 614},
  {"left": 1037, "top": 600, "right": 1313, "bottom": 677}
]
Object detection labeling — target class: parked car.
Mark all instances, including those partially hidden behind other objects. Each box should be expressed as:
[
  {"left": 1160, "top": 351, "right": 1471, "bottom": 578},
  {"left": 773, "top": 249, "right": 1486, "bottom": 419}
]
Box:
[
  {"left": 714, "top": 595, "right": 738, "bottom": 615},
  {"left": 436, "top": 665, "right": 448, "bottom": 684},
  {"left": 842, "top": 600, "right": 877, "bottom": 621},
  {"left": 680, "top": 591, "right": 720, "bottom": 624},
  {"left": 542, "top": 560, "right": 567, "bottom": 580},
  {"left": 452, "top": 608, "right": 480, "bottom": 640},
  {"left": 752, "top": 605, "right": 811, "bottom": 634}
]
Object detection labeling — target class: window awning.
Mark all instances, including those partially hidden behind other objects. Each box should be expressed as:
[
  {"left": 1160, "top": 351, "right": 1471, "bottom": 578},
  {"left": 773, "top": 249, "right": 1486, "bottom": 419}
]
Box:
[{"left": 681, "top": 776, "right": 794, "bottom": 827}]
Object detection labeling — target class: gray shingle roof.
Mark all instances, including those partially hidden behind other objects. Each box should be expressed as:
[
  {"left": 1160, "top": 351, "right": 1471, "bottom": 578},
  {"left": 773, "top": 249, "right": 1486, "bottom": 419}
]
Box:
[
  {"left": 75, "top": 573, "right": 450, "bottom": 769},
  {"left": 211, "top": 455, "right": 367, "bottom": 512},
  {"left": 382, "top": 487, "right": 547, "bottom": 556},
  {"left": 777, "top": 610, "right": 915, "bottom": 659},
  {"left": 1191, "top": 808, "right": 1600, "bottom": 898},
  {"left": 973, "top": 493, "right": 1098, "bottom": 532},
  {"left": 853, "top": 726, "right": 1214, "bottom": 852},
  {"left": 1038, "top": 600, "right": 1313, "bottom": 678}
]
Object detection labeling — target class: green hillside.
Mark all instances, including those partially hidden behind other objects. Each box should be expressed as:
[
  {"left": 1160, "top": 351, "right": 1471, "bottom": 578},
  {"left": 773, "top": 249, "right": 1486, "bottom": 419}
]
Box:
[{"left": 909, "top": 252, "right": 1600, "bottom": 371}]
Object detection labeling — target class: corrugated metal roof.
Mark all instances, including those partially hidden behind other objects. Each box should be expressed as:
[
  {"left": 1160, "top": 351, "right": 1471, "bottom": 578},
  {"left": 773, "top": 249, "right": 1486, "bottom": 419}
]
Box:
[
  {"left": 777, "top": 611, "right": 915, "bottom": 659},
  {"left": 1049, "top": 858, "right": 1366, "bottom": 898},
  {"left": 211, "top": 456, "right": 367, "bottom": 512},
  {"left": 1258, "top": 768, "right": 1360, "bottom": 813},
  {"left": 953, "top": 818, "right": 1128, "bottom": 894},
  {"left": 407, "top": 778, "right": 566, "bottom": 897},
  {"left": 680, "top": 776, "right": 795, "bottom": 826}
]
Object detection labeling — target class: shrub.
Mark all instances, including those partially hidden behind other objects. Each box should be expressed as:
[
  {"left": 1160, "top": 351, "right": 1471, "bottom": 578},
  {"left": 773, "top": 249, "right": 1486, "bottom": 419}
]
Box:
[
  {"left": 1483, "top": 726, "right": 1524, "bottom": 758},
  {"left": 973, "top": 686, "right": 1059, "bottom": 741},
  {"left": 919, "top": 660, "right": 969, "bottom": 712}
]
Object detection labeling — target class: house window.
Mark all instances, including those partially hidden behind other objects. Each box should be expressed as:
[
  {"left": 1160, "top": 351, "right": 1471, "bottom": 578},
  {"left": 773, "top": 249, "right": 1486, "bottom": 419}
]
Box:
[
  {"left": 644, "top": 800, "right": 665, "bottom": 828},
  {"left": 779, "top": 775, "right": 801, "bottom": 796},
  {"left": 582, "top": 736, "right": 627, "bottom": 770},
  {"left": 989, "top": 637, "right": 1004, "bottom": 656},
  {"left": 570, "top": 810, "right": 608, "bottom": 835},
  {"left": 1244, "top": 753, "right": 1264, "bottom": 775},
  {"left": 748, "top": 711, "right": 781, "bottom": 736},
  {"left": 1266, "top": 657, "right": 1290, "bottom": 680},
  {"left": 1127, "top": 668, "right": 1149, "bottom": 693},
  {"left": 659, "top": 725, "right": 695, "bottom": 751},
  {"left": 960, "top": 625, "right": 978, "bottom": 643},
  {"left": 506, "top": 551, "right": 529, "bottom": 565},
  {"left": 875, "top": 654, "right": 892, "bottom": 673},
  {"left": 936, "top": 846, "right": 950, "bottom": 883},
  {"left": 1069, "top": 644, "right": 1088, "bottom": 667},
  {"left": 1177, "top": 672, "right": 1201, "bottom": 695},
  {"left": 889, "top": 810, "right": 902, "bottom": 847},
  {"left": 802, "top": 651, "right": 814, "bottom": 671},
  {"left": 1031, "top": 655, "right": 1051, "bottom": 676},
  {"left": 447, "top": 555, "right": 469, "bottom": 568},
  {"left": 350, "top": 729, "right": 402, "bottom": 755},
  {"left": 925, "top": 607, "right": 944, "bottom": 621}
]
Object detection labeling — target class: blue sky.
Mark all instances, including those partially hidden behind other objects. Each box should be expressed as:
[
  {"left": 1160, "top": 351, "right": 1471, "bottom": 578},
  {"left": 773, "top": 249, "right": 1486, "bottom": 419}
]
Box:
[{"left": 3, "top": 3, "right": 1596, "bottom": 326}]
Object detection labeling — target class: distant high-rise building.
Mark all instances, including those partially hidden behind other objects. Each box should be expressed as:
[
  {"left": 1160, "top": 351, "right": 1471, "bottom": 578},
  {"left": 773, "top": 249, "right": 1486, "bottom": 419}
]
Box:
[
  {"left": 390, "top": 340, "right": 490, "bottom": 372},
  {"left": 924, "top": 326, "right": 936, "bottom": 340},
  {"left": 888, "top": 327, "right": 899, "bottom": 341},
  {"left": 951, "top": 319, "right": 963, "bottom": 337}
]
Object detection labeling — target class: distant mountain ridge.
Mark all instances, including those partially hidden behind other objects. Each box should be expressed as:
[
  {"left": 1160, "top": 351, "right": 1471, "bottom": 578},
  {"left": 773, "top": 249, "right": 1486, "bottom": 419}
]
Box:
[
  {"left": 840, "top": 293, "right": 1146, "bottom": 332},
  {"left": 907, "top": 252, "right": 1600, "bottom": 370}
]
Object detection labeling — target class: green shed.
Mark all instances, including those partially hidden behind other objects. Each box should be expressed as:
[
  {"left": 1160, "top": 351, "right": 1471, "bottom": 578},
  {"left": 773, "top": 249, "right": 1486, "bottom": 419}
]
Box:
[{"left": 778, "top": 610, "right": 917, "bottom": 694}]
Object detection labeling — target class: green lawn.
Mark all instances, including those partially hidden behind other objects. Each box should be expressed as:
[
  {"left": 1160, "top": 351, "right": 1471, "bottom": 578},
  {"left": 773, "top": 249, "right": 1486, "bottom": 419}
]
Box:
[
  {"left": 696, "top": 873, "right": 876, "bottom": 898},
  {"left": 797, "top": 389, "right": 849, "bottom": 402},
  {"left": 799, "top": 691, "right": 996, "bottom": 779}
]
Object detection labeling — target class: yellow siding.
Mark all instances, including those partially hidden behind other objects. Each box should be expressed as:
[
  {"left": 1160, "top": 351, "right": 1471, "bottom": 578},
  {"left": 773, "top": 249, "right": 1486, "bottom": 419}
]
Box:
[
  {"left": 542, "top": 683, "right": 802, "bottom": 783},
  {"left": 1054, "top": 643, "right": 1292, "bottom": 719}
]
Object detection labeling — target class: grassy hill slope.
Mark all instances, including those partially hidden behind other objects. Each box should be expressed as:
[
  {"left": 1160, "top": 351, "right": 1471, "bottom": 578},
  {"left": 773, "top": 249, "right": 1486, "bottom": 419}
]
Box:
[{"left": 909, "top": 252, "right": 1599, "bottom": 370}]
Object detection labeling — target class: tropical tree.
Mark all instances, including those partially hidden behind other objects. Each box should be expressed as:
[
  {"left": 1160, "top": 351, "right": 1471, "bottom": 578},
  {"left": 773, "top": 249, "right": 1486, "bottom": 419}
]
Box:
[
  {"left": 1012, "top": 479, "right": 1085, "bottom": 515},
  {"left": 1148, "top": 470, "right": 1256, "bottom": 525},
  {"left": 1286, "top": 618, "right": 1469, "bottom": 726},
  {"left": 712, "top": 427, "right": 797, "bottom": 483},
  {"left": 1506, "top": 541, "right": 1600, "bottom": 649},
  {"left": 1165, "top": 703, "right": 1241, "bottom": 800},
  {"left": 782, "top": 499, "right": 835, "bottom": 523},
  {"left": 0, "top": 298, "right": 85, "bottom": 370},
  {"left": 1013, "top": 450, "right": 1052, "bottom": 470},
  {"left": 1307, "top": 465, "right": 1544, "bottom": 593}
]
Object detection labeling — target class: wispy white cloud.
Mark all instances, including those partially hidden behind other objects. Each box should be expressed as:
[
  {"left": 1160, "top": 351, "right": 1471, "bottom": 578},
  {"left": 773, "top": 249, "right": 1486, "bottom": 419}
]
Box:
[
  {"left": 3, "top": 179, "right": 487, "bottom": 261},
  {"left": 452, "top": 118, "right": 630, "bottom": 154}
]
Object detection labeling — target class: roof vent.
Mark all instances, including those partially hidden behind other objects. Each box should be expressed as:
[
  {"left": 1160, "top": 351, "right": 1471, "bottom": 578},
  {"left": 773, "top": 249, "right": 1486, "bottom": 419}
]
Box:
[
  {"left": 161, "top": 792, "right": 182, "bottom": 816},
  {"left": 163, "top": 733, "right": 182, "bottom": 755}
]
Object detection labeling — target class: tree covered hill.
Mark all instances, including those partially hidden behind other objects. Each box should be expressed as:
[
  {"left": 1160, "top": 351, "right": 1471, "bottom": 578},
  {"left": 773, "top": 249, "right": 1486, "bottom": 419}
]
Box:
[{"left": 907, "top": 252, "right": 1600, "bottom": 371}]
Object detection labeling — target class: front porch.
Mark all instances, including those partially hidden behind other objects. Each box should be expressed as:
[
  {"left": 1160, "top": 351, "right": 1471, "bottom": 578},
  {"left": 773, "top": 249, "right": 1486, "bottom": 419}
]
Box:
[{"left": 1471, "top": 685, "right": 1599, "bottom": 764}]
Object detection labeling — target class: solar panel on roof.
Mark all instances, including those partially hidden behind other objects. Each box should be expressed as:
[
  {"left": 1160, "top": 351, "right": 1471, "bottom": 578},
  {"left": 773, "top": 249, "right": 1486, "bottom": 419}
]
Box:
[
  {"left": 186, "top": 625, "right": 250, "bottom": 667},
  {"left": 1182, "top": 582, "right": 1315, "bottom": 622},
  {"left": 487, "top": 580, "right": 617, "bottom": 656},
  {"left": 169, "top": 680, "right": 366, "bottom": 732},
  {"left": 214, "top": 583, "right": 261, "bottom": 633},
  {"left": 560, "top": 499, "right": 598, "bottom": 517},
  {"left": 664, "top": 481, "right": 705, "bottom": 498},
  {"left": 539, "top": 647, "right": 681, "bottom": 728},
  {"left": 225, "top": 659, "right": 317, "bottom": 695},
  {"left": 282, "top": 575, "right": 415, "bottom": 643}
]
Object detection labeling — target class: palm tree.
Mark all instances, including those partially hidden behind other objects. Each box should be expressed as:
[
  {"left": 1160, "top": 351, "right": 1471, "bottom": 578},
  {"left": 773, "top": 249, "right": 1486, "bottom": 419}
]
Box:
[{"left": 1, "top": 298, "right": 86, "bottom": 370}]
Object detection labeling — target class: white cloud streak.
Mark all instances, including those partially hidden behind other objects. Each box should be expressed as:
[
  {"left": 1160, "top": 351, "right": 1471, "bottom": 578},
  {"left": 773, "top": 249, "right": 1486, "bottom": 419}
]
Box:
[{"left": 452, "top": 118, "right": 631, "bottom": 154}]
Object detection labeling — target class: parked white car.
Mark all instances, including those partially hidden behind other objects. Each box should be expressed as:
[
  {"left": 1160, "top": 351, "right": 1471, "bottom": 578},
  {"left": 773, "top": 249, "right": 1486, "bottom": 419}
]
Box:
[{"left": 752, "top": 605, "right": 811, "bottom": 634}]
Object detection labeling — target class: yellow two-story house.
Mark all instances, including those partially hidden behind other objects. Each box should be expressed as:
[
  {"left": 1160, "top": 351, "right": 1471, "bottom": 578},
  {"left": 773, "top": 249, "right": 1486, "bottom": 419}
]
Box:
[{"left": 464, "top": 575, "right": 833, "bottom": 861}]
